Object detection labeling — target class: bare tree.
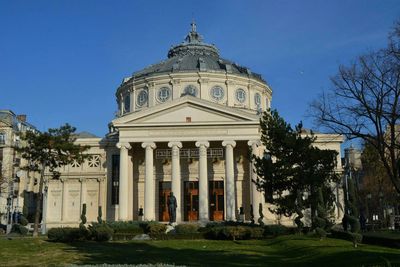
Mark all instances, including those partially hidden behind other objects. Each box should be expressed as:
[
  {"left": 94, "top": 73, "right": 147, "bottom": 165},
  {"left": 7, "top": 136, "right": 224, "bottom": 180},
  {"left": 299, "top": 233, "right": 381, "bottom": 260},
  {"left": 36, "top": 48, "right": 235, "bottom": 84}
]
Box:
[{"left": 310, "top": 22, "right": 400, "bottom": 194}]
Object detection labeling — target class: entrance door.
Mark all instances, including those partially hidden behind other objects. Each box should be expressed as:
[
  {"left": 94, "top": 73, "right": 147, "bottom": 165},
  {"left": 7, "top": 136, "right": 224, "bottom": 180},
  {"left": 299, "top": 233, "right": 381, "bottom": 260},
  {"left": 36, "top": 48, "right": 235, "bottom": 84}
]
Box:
[
  {"left": 209, "top": 181, "right": 224, "bottom": 221},
  {"left": 159, "top": 182, "right": 171, "bottom": 222},
  {"left": 184, "top": 181, "right": 199, "bottom": 221}
]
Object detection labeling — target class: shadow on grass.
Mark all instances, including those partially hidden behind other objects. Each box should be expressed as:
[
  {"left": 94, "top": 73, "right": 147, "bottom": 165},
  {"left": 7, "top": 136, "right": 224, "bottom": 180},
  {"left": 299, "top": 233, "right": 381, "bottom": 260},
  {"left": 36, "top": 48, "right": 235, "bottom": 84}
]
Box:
[{"left": 57, "top": 238, "right": 400, "bottom": 267}]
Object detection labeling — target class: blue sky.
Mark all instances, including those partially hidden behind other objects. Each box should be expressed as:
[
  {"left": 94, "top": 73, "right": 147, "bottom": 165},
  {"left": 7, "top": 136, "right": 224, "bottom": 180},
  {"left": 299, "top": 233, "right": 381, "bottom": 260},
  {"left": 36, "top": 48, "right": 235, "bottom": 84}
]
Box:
[{"left": 0, "top": 0, "right": 399, "bottom": 138}]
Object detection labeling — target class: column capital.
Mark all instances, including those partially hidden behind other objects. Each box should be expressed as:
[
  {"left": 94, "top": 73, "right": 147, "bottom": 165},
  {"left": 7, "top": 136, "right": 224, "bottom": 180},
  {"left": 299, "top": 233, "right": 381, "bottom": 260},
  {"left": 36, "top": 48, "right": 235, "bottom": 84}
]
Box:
[
  {"left": 195, "top": 141, "right": 209, "bottom": 148},
  {"left": 116, "top": 142, "right": 132, "bottom": 150},
  {"left": 168, "top": 141, "right": 183, "bottom": 149},
  {"left": 141, "top": 142, "right": 156, "bottom": 149},
  {"left": 60, "top": 177, "right": 67, "bottom": 183},
  {"left": 79, "top": 177, "right": 86, "bottom": 183},
  {"left": 97, "top": 177, "right": 105, "bottom": 183},
  {"left": 222, "top": 140, "right": 236, "bottom": 148}
]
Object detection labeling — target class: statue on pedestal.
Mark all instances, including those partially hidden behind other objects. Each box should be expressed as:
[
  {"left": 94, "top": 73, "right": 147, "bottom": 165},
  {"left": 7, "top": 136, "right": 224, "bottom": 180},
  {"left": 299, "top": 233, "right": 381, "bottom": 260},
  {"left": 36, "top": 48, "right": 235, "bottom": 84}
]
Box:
[{"left": 168, "top": 191, "right": 177, "bottom": 224}]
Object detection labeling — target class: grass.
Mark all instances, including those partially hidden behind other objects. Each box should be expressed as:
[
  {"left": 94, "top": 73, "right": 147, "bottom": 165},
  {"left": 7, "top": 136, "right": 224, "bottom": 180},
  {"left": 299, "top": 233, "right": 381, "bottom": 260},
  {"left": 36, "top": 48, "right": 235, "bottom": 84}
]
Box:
[{"left": 1, "top": 235, "right": 399, "bottom": 266}]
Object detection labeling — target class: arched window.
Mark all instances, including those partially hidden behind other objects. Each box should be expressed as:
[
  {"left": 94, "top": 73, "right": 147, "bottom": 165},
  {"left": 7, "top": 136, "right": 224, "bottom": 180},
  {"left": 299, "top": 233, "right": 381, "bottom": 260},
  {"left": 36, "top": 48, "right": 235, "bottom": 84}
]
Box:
[
  {"left": 254, "top": 93, "right": 261, "bottom": 107},
  {"left": 0, "top": 133, "right": 5, "bottom": 145},
  {"left": 124, "top": 94, "right": 131, "bottom": 113}
]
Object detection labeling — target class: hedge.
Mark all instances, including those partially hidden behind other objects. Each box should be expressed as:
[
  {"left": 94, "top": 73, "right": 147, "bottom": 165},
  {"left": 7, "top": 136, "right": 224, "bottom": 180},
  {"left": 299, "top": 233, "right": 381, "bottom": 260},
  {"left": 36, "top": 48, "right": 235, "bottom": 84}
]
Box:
[
  {"left": 48, "top": 227, "right": 89, "bottom": 242},
  {"left": 362, "top": 232, "right": 400, "bottom": 248},
  {"left": 330, "top": 229, "right": 362, "bottom": 247}
]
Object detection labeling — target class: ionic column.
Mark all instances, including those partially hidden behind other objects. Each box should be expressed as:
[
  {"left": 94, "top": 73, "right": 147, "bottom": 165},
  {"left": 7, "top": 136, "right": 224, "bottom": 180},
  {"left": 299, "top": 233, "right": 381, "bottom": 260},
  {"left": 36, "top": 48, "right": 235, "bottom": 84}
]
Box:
[
  {"left": 195, "top": 141, "right": 210, "bottom": 221},
  {"left": 168, "top": 141, "right": 182, "bottom": 222},
  {"left": 248, "top": 140, "right": 262, "bottom": 222},
  {"left": 222, "top": 140, "right": 237, "bottom": 221},
  {"left": 142, "top": 142, "right": 156, "bottom": 221},
  {"left": 116, "top": 142, "right": 132, "bottom": 221},
  {"left": 61, "top": 177, "right": 68, "bottom": 222}
]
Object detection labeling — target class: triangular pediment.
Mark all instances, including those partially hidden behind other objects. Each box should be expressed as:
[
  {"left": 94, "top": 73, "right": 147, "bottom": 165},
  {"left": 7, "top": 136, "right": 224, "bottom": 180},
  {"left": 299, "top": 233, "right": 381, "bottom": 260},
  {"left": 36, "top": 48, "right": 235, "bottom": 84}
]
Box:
[{"left": 112, "top": 96, "right": 259, "bottom": 127}]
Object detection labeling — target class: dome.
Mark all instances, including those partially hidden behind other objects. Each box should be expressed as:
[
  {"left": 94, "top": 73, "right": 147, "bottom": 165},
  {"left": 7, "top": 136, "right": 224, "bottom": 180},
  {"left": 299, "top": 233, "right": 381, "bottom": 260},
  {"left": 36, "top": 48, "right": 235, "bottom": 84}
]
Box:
[{"left": 130, "top": 22, "right": 264, "bottom": 83}]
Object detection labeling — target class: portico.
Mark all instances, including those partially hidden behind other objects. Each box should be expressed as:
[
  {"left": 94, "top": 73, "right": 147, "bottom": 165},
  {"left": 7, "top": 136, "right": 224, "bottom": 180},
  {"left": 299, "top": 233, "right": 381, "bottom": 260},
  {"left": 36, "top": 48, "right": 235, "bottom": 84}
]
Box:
[{"left": 115, "top": 138, "right": 262, "bottom": 223}]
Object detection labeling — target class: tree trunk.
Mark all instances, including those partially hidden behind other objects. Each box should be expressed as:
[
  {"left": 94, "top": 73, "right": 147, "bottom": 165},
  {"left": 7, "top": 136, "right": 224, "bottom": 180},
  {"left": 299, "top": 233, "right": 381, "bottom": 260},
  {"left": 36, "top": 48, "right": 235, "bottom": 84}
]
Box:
[{"left": 32, "top": 164, "right": 45, "bottom": 237}]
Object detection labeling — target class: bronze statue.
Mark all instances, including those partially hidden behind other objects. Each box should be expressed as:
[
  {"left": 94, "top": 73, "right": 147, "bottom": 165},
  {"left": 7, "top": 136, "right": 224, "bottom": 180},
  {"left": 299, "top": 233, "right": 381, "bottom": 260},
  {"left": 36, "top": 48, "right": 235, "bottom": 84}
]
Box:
[{"left": 168, "top": 191, "right": 177, "bottom": 224}]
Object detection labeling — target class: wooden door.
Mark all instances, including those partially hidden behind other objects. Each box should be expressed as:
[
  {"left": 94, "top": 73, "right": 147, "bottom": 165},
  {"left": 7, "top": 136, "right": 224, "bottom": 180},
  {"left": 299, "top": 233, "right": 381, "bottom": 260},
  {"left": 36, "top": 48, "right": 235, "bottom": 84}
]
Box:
[
  {"left": 184, "top": 181, "right": 199, "bottom": 221},
  {"left": 159, "top": 182, "right": 171, "bottom": 222},
  {"left": 210, "top": 181, "right": 224, "bottom": 221}
]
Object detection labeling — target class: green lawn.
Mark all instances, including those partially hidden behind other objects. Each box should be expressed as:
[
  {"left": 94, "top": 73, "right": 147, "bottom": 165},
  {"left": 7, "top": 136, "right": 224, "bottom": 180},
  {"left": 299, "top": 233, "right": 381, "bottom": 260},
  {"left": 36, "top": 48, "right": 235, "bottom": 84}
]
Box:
[{"left": 0, "top": 235, "right": 399, "bottom": 267}]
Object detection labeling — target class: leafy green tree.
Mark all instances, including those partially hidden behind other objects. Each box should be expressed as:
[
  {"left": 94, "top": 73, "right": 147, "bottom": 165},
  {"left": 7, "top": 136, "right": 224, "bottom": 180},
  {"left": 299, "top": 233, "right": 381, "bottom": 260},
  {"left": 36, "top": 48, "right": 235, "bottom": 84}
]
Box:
[
  {"left": 18, "top": 124, "right": 88, "bottom": 237},
  {"left": 254, "top": 110, "right": 339, "bottom": 231}
]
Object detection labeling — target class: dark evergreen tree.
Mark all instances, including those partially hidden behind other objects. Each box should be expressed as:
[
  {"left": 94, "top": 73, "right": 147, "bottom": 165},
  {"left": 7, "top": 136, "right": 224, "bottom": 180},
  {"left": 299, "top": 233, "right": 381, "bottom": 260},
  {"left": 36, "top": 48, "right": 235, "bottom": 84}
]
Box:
[
  {"left": 80, "top": 203, "right": 87, "bottom": 228},
  {"left": 254, "top": 110, "right": 339, "bottom": 231},
  {"left": 344, "top": 177, "right": 360, "bottom": 233}
]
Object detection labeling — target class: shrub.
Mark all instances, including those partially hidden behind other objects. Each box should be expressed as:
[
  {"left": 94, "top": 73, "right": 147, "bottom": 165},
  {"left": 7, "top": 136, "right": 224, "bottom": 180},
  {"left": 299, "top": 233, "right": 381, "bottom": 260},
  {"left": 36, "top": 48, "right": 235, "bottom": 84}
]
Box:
[
  {"left": 263, "top": 224, "right": 290, "bottom": 237},
  {"left": 248, "top": 227, "right": 264, "bottom": 239},
  {"left": 145, "top": 222, "right": 167, "bottom": 237},
  {"left": 175, "top": 223, "right": 199, "bottom": 234},
  {"left": 315, "top": 227, "right": 327, "bottom": 240},
  {"left": 11, "top": 224, "right": 28, "bottom": 235},
  {"left": 47, "top": 227, "right": 88, "bottom": 242},
  {"left": 222, "top": 226, "right": 248, "bottom": 240},
  {"left": 19, "top": 216, "right": 29, "bottom": 226},
  {"left": 89, "top": 223, "right": 114, "bottom": 242},
  {"left": 107, "top": 221, "right": 144, "bottom": 235},
  {"left": 350, "top": 233, "right": 363, "bottom": 248}
]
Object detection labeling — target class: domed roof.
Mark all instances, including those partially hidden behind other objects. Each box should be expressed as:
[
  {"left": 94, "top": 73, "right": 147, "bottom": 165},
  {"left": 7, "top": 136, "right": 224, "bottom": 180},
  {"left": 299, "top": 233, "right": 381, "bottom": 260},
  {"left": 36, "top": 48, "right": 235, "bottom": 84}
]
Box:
[{"left": 130, "top": 22, "right": 265, "bottom": 83}]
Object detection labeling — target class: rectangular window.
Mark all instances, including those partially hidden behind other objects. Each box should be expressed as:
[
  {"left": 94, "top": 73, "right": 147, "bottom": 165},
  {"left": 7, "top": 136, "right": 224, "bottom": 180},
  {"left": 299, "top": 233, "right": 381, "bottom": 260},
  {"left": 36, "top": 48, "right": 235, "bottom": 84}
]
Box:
[{"left": 111, "top": 154, "right": 120, "bottom": 205}]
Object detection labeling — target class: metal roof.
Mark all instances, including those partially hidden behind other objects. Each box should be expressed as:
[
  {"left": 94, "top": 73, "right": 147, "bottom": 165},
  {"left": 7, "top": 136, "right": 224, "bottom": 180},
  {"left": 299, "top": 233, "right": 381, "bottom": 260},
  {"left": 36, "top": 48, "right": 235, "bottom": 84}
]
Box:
[{"left": 125, "top": 22, "right": 265, "bottom": 84}]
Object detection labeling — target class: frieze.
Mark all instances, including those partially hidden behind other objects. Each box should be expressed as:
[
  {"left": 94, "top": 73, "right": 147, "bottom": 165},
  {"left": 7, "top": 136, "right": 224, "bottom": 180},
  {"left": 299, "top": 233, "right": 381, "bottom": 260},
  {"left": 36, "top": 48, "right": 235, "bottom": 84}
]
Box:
[{"left": 149, "top": 129, "right": 228, "bottom": 137}]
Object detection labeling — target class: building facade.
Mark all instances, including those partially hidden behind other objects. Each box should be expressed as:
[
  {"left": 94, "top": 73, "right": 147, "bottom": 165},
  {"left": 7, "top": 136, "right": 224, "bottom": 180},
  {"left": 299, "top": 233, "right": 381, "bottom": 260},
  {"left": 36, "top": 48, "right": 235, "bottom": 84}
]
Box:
[
  {"left": 42, "top": 23, "right": 344, "bottom": 228},
  {"left": 0, "top": 110, "right": 38, "bottom": 227}
]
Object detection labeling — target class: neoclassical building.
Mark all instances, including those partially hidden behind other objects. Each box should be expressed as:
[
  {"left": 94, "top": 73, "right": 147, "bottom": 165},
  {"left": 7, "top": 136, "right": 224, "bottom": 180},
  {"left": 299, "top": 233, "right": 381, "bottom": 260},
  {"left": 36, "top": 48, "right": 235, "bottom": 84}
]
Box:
[{"left": 41, "top": 23, "right": 344, "bottom": 228}]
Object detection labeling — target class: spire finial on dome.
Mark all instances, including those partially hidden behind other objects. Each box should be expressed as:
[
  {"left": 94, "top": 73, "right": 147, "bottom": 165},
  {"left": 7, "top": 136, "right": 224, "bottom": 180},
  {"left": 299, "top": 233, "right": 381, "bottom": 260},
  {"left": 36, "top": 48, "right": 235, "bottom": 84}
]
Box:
[
  {"left": 185, "top": 20, "right": 202, "bottom": 43},
  {"left": 191, "top": 19, "right": 197, "bottom": 32}
]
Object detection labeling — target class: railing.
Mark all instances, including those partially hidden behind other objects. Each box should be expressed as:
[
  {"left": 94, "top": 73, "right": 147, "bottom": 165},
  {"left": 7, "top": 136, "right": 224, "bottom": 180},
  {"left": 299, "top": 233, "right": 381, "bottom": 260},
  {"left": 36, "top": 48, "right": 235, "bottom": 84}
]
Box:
[{"left": 156, "top": 148, "right": 223, "bottom": 159}]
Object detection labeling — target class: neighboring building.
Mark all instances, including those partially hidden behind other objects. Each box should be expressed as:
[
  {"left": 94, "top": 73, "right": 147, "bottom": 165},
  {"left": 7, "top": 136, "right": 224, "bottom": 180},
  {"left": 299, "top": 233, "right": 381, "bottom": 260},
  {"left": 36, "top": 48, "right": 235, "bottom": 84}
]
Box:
[
  {"left": 0, "top": 110, "right": 38, "bottom": 225},
  {"left": 38, "top": 23, "right": 344, "bottom": 228}
]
